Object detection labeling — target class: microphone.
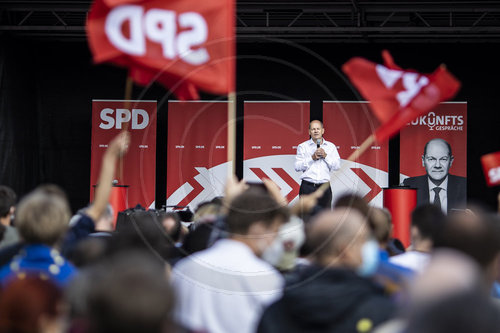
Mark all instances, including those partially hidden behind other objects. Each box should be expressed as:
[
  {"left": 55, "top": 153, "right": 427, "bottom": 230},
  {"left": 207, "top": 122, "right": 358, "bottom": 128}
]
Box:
[{"left": 316, "top": 139, "right": 321, "bottom": 148}]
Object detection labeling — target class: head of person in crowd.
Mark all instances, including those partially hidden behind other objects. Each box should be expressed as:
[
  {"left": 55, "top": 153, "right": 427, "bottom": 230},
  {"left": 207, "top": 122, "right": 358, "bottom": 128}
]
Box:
[
  {"left": 410, "top": 204, "right": 446, "bottom": 252},
  {"left": 422, "top": 138, "right": 454, "bottom": 185},
  {"left": 15, "top": 188, "right": 71, "bottom": 247},
  {"left": 0, "top": 185, "right": 16, "bottom": 227},
  {"left": 306, "top": 208, "right": 378, "bottom": 276},
  {"left": 334, "top": 193, "right": 375, "bottom": 229},
  {"left": 158, "top": 211, "right": 182, "bottom": 244},
  {"left": 226, "top": 187, "right": 290, "bottom": 258},
  {"left": 193, "top": 201, "right": 223, "bottom": 223},
  {"left": 406, "top": 291, "right": 500, "bottom": 333},
  {"left": 434, "top": 211, "right": 500, "bottom": 287},
  {"left": 0, "top": 276, "right": 65, "bottom": 333},
  {"left": 85, "top": 251, "right": 175, "bottom": 333},
  {"left": 181, "top": 221, "right": 214, "bottom": 256},
  {"left": 111, "top": 210, "right": 170, "bottom": 261},
  {"left": 370, "top": 208, "right": 392, "bottom": 249}
]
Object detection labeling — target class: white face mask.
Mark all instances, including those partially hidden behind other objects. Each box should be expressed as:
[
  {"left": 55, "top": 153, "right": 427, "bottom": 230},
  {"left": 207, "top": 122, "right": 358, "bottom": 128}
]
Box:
[
  {"left": 261, "top": 237, "right": 285, "bottom": 266},
  {"left": 356, "top": 240, "right": 380, "bottom": 277}
]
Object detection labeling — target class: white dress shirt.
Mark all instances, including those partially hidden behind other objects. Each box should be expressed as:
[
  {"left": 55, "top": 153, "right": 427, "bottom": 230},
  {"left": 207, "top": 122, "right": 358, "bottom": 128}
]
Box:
[
  {"left": 428, "top": 176, "right": 448, "bottom": 214},
  {"left": 171, "top": 239, "right": 284, "bottom": 333},
  {"left": 294, "top": 138, "right": 341, "bottom": 184}
]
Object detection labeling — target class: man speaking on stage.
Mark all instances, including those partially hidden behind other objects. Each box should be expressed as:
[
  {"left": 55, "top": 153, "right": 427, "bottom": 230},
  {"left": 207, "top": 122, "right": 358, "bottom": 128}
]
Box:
[
  {"left": 402, "top": 138, "right": 466, "bottom": 214},
  {"left": 294, "top": 120, "right": 341, "bottom": 209}
]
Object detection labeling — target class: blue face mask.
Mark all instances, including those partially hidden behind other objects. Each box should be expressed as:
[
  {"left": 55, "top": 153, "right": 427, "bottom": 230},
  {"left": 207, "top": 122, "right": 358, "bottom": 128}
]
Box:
[{"left": 357, "top": 240, "right": 380, "bottom": 277}]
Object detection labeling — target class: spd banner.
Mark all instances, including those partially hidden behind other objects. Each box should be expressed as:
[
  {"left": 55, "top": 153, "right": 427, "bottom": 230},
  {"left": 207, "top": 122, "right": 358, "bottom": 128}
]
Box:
[
  {"left": 90, "top": 99, "right": 157, "bottom": 208},
  {"left": 166, "top": 101, "right": 229, "bottom": 210},
  {"left": 323, "top": 101, "right": 389, "bottom": 207},
  {"left": 243, "top": 101, "right": 309, "bottom": 205}
]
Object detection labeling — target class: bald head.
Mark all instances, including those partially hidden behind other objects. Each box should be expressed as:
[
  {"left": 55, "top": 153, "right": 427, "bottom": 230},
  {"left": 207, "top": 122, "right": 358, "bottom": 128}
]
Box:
[{"left": 306, "top": 208, "right": 370, "bottom": 267}]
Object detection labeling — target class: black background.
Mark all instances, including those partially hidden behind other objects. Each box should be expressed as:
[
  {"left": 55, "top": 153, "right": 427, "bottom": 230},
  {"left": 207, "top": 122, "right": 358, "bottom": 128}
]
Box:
[{"left": 1, "top": 36, "right": 498, "bottom": 211}]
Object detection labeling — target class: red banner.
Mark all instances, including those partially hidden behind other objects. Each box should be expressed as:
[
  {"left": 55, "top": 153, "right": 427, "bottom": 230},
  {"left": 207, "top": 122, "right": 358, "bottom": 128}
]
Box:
[
  {"left": 91, "top": 100, "right": 157, "bottom": 208},
  {"left": 323, "top": 102, "right": 389, "bottom": 206},
  {"left": 87, "top": 0, "right": 235, "bottom": 99},
  {"left": 481, "top": 151, "right": 500, "bottom": 187},
  {"left": 243, "top": 102, "right": 309, "bottom": 205},
  {"left": 400, "top": 102, "right": 467, "bottom": 211},
  {"left": 166, "top": 101, "right": 229, "bottom": 209}
]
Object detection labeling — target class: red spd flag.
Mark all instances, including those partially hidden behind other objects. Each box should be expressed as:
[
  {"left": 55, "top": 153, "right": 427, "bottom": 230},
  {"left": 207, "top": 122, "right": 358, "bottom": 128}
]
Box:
[
  {"left": 481, "top": 151, "right": 500, "bottom": 187},
  {"left": 87, "top": 0, "right": 234, "bottom": 99},
  {"left": 342, "top": 51, "right": 461, "bottom": 142}
]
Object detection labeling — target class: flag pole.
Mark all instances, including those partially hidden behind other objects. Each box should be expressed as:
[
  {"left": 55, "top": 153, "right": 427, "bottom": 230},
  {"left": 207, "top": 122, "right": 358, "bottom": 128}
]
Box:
[
  {"left": 117, "top": 76, "right": 134, "bottom": 183},
  {"left": 227, "top": 92, "right": 236, "bottom": 177}
]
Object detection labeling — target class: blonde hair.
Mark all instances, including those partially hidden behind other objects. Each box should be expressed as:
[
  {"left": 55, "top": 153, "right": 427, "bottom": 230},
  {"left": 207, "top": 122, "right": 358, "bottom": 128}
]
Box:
[{"left": 15, "top": 189, "right": 71, "bottom": 246}]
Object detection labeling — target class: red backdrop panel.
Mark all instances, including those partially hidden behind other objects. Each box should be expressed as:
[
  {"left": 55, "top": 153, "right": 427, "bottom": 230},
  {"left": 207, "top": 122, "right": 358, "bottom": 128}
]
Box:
[
  {"left": 323, "top": 102, "right": 389, "bottom": 206},
  {"left": 400, "top": 103, "right": 467, "bottom": 179},
  {"left": 90, "top": 100, "right": 157, "bottom": 208},
  {"left": 166, "top": 101, "right": 228, "bottom": 210},
  {"left": 243, "top": 101, "right": 309, "bottom": 204}
]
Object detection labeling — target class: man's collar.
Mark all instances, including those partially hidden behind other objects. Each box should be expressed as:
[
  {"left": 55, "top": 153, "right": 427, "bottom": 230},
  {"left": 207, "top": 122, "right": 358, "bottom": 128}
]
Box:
[
  {"left": 309, "top": 138, "right": 326, "bottom": 145},
  {"left": 428, "top": 176, "right": 448, "bottom": 191}
]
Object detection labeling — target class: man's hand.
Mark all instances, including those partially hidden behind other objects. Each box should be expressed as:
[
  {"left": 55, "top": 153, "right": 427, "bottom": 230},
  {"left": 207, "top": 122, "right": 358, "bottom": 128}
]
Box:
[
  {"left": 263, "top": 178, "right": 287, "bottom": 207},
  {"left": 312, "top": 148, "right": 326, "bottom": 160}
]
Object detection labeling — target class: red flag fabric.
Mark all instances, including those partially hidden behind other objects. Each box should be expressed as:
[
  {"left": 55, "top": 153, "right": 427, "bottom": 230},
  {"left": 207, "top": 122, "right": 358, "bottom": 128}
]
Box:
[
  {"left": 86, "top": 0, "right": 234, "bottom": 99},
  {"left": 481, "top": 151, "right": 500, "bottom": 187},
  {"left": 342, "top": 51, "right": 461, "bottom": 142}
]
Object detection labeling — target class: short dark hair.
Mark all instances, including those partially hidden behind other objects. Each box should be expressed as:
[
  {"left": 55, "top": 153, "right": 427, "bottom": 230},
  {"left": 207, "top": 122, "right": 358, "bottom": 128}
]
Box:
[
  {"left": 0, "top": 185, "right": 16, "bottom": 218},
  {"left": 87, "top": 251, "right": 174, "bottom": 333},
  {"left": 411, "top": 204, "right": 446, "bottom": 242},
  {"left": 226, "top": 189, "right": 290, "bottom": 235},
  {"left": 423, "top": 138, "right": 452, "bottom": 157}
]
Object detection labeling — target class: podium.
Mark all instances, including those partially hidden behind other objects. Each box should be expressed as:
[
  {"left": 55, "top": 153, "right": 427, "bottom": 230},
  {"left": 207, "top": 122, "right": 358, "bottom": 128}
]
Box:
[{"left": 383, "top": 187, "right": 417, "bottom": 248}]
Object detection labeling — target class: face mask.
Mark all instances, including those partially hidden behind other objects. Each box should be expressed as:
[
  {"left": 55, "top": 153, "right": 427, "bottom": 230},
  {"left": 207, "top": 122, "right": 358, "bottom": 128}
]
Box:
[
  {"left": 357, "top": 240, "right": 380, "bottom": 277},
  {"left": 261, "top": 237, "right": 285, "bottom": 267}
]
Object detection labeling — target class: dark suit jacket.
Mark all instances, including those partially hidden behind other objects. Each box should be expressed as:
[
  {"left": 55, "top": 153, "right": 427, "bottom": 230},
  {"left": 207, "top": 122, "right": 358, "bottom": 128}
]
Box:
[{"left": 402, "top": 174, "right": 467, "bottom": 213}]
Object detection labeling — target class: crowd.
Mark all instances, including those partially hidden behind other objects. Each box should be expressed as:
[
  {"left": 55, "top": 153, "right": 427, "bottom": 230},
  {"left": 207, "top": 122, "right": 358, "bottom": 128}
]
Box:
[{"left": 1, "top": 132, "right": 500, "bottom": 333}]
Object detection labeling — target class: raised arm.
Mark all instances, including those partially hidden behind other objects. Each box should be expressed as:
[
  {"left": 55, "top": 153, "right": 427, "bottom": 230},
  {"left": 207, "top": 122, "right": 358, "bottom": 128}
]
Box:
[{"left": 86, "top": 131, "right": 130, "bottom": 222}]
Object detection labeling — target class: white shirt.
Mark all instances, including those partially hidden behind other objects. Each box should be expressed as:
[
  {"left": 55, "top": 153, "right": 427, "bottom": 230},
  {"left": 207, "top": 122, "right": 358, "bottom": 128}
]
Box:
[
  {"left": 294, "top": 138, "right": 341, "bottom": 184},
  {"left": 389, "top": 251, "right": 431, "bottom": 274},
  {"left": 428, "top": 176, "right": 448, "bottom": 214},
  {"left": 171, "top": 239, "right": 284, "bottom": 333}
]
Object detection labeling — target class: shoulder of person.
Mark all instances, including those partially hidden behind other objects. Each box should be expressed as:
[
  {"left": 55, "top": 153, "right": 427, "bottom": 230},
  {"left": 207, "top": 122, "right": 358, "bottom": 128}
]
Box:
[{"left": 448, "top": 174, "right": 466, "bottom": 184}]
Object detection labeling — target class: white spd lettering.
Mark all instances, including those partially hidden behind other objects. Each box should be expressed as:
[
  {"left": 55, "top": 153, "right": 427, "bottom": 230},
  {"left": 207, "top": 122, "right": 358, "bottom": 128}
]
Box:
[
  {"left": 105, "top": 5, "right": 209, "bottom": 65},
  {"left": 489, "top": 167, "right": 500, "bottom": 184},
  {"left": 99, "top": 108, "right": 149, "bottom": 130},
  {"left": 375, "top": 65, "right": 429, "bottom": 108}
]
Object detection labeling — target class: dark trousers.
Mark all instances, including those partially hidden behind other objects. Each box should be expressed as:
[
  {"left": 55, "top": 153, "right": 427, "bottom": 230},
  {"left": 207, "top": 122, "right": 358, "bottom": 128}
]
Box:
[{"left": 299, "top": 180, "right": 332, "bottom": 210}]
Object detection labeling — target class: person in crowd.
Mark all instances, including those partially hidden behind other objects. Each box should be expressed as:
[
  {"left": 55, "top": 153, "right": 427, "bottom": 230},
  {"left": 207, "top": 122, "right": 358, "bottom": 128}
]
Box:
[
  {"left": 390, "top": 204, "right": 445, "bottom": 273},
  {"left": 434, "top": 210, "right": 500, "bottom": 289},
  {"left": 0, "top": 276, "right": 66, "bottom": 333},
  {"left": 334, "top": 194, "right": 413, "bottom": 294},
  {"left": 172, "top": 188, "right": 290, "bottom": 333},
  {"left": 295, "top": 120, "right": 341, "bottom": 209},
  {"left": 0, "top": 187, "right": 77, "bottom": 287},
  {"left": 402, "top": 138, "right": 466, "bottom": 214},
  {"left": 61, "top": 131, "right": 130, "bottom": 258},
  {"left": 74, "top": 250, "right": 177, "bottom": 333},
  {"left": 0, "top": 185, "right": 19, "bottom": 249},
  {"left": 258, "top": 208, "right": 395, "bottom": 333}
]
